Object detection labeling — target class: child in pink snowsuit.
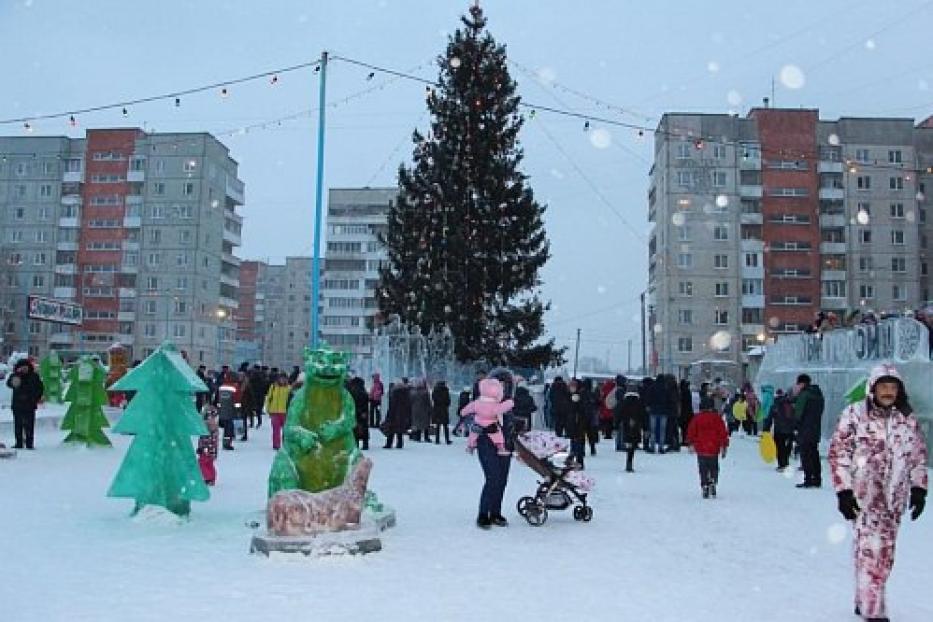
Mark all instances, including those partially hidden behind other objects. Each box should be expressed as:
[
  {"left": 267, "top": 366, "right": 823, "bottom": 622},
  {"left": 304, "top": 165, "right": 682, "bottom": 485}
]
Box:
[
  {"left": 197, "top": 406, "right": 219, "bottom": 486},
  {"left": 460, "top": 378, "right": 514, "bottom": 456},
  {"left": 828, "top": 363, "right": 928, "bottom": 621}
]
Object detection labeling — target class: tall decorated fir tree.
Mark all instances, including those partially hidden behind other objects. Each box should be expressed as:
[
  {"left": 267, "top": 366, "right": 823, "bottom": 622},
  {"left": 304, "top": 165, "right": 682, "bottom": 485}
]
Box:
[
  {"left": 378, "top": 3, "right": 562, "bottom": 368},
  {"left": 60, "top": 355, "right": 111, "bottom": 447},
  {"left": 107, "top": 342, "right": 209, "bottom": 517}
]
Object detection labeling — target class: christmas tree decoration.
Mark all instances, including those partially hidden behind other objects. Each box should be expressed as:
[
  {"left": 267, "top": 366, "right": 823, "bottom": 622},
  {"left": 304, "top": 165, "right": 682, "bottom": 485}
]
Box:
[
  {"left": 38, "top": 350, "right": 64, "bottom": 404},
  {"left": 107, "top": 342, "right": 209, "bottom": 517},
  {"left": 60, "top": 355, "right": 111, "bottom": 447},
  {"left": 378, "top": 3, "right": 563, "bottom": 368}
]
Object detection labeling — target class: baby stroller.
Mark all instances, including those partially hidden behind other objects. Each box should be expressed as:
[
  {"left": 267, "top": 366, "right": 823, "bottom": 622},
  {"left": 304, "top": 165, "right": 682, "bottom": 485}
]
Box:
[{"left": 513, "top": 430, "right": 594, "bottom": 526}]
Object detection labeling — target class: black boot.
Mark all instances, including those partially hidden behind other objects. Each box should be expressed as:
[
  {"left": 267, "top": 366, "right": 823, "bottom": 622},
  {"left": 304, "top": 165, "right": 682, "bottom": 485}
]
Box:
[
  {"left": 476, "top": 514, "right": 491, "bottom": 530},
  {"left": 489, "top": 515, "right": 508, "bottom": 527},
  {"left": 702, "top": 485, "right": 710, "bottom": 499}
]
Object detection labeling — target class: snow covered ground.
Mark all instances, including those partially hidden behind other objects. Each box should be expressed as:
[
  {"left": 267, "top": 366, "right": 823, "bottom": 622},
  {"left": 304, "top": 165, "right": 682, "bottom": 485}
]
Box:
[{"left": 1, "top": 426, "right": 931, "bottom": 622}]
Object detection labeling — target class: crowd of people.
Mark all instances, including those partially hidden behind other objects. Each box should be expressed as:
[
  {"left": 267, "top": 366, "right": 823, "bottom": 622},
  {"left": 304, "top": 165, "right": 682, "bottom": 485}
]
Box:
[{"left": 3, "top": 352, "right": 928, "bottom": 621}]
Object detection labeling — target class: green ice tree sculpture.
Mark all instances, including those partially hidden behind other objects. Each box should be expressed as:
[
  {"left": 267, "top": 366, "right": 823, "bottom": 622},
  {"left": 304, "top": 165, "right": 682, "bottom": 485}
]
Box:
[
  {"left": 61, "top": 355, "right": 111, "bottom": 447},
  {"left": 107, "top": 342, "right": 210, "bottom": 517},
  {"left": 39, "top": 350, "right": 64, "bottom": 404}
]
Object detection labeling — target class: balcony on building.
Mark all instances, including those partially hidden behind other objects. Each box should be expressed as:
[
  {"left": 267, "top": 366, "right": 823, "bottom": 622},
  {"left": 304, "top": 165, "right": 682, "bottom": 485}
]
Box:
[
  {"left": 58, "top": 216, "right": 80, "bottom": 228},
  {"left": 818, "top": 187, "right": 844, "bottom": 200},
  {"left": 126, "top": 170, "right": 145, "bottom": 183},
  {"left": 740, "top": 239, "right": 764, "bottom": 252},
  {"left": 739, "top": 185, "right": 763, "bottom": 199},
  {"left": 739, "top": 154, "right": 762, "bottom": 170},
  {"left": 820, "top": 214, "right": 846, "bottom": 228},
  {"left": 118, "top": 287, "right": 136, "bottom": 298},
  {"left": 741, "top": 294, "right": 765, "bottom": 308},
  {"left": 223, "top": 226, "right": 242, "bottom": 246},
  {"left": 221, "top": 252, "right": 241, "bottom": 267},
  {"left": 741, "top": 264, "right": 764, "bottom": 279},
  {"left": 125, "top": 194, "right": 143, "bottom": 206},
  {"left": 740, "top": 212, "right": 762, "bottom": 225},
  {"left": 53, "top": 286, "right": 76, "bottom": 299},
  {"left": 54, "top": 263, "right": 76, "bottom": 275},
  {"left": 121, "top": 240, "right": 140, "bottom": 251},
  {"left": 818, "top": 160, "right": 844, "bottom": 174},
  {"left": 821, "top": 296, "right": 848, "bottom": 310},
  {"left": 120, "top": 264, "right": 138, "bottom": 275},
  {"left": 49, "top": 332, "right": 75, "bottom": 345},
  {"left": 820, "top": 241, "right": 847, "bottom": 254},
  {"left": 56, "top": 240, "right": 78, "bottom": 252},
  {"left": 62, "top": 171, "right": 83, "bottom": 183},
  {"left": 219, "top": 295, "right": 239, "bottom": 310},
  {"left": 61, "top": 194, "right": 82, "bottom": 206},
  {"left": 117, "top": 311, "right": 136, "bottom": 322},
  {"left": 821, "top": 270, "right": 847, "bottom": 281},
  {"left": 225, "top": 176, "right": 245, "bottom": 205},
  {"left": 220, "top": 273, "right": 240, "bottom": 288},
  {"left": 123, "top": 216, "right": 141, "bottom": 228}
]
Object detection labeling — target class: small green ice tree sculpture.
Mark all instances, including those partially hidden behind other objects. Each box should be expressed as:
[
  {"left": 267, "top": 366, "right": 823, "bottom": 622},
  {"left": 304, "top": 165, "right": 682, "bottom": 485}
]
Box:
[
  {"left": 61, "top": 355, "right": 111, "bottom": 447},
  {"left": 39, "top": 350, "right": 64, "bottom": 404},
  {"left": 107, "top": 342, "right": 209, "bottom": 517}
]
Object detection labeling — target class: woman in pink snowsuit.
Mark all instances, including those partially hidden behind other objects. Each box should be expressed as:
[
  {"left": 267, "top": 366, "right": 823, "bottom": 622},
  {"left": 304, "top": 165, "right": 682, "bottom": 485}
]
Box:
[
  {"left": 828, "top": 363, "right": 928, "bottom": 621},
  {"left": 460, "top": 378, "right": 514, "bottom": 456}
]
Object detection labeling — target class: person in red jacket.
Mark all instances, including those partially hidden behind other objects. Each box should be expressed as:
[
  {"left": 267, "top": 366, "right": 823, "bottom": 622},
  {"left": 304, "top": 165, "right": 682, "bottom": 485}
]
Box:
[{"left": 686, "top": 396, "right": 730, "bottom": 499}]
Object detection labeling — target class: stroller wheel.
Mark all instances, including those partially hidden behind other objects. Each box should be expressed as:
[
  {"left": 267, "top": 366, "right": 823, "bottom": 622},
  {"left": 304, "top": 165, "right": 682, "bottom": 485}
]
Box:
[
  {"left": 582, "top": 506, "right": 593, "bottom": 522},
  {"left": 516, "top": 496, "right": 535, "bottom": 517},
  {"left": 572, "top": 506, "right": 585, "bottom": 521},
  {"left": 524, "top": 503, "right": 548, "bottom": 527}
]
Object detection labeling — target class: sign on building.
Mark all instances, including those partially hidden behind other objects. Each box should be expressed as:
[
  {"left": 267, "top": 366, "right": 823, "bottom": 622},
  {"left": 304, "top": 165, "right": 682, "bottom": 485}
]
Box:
[{"left": 27, "top": 295, "right": 83, "bottom": 326}]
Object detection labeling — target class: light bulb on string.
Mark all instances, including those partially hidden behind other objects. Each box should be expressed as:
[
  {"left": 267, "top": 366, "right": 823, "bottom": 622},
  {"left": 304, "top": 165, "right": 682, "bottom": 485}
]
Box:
[
  {"left": 366, "top": 72, "right": 375, "bottom": 80},
  {"left": 220, "top": 87, "right": 229, "bottom": 98},
  {"left": 270, "top": 74, "right": 278, "bottom": 85},
  {"left": 23, "top": 122, "right": 33, "bottom": 133},
  {"left": 69, "top": 115, "right": 77, "bottom": 127},
  {"left": 583, "top": 120, "right": 590, "bottom": 132},
  {"left": 122, "top": 107, "right": 128, "bottom": 116},
  {"left": 174, "top": 97, "right": 181, "bottom": 107}
]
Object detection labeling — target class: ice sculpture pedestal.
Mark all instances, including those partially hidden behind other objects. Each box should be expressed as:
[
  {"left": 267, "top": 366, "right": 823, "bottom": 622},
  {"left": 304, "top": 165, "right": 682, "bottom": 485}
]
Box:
[{"left": 250, "top": 507, "right": 396, "bottom": 557}]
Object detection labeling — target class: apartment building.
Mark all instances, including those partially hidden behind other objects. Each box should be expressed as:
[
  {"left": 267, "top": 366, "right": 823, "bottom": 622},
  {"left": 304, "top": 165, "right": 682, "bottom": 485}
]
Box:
[
  {"left": 648, "top": 109, "right": 931, "bottom": 377},
  {"left": 0, "top": 129, "right": 244, "bottom": 367},
  {"left": 319, "top": 187, "right": 396, "bottom": 363}
]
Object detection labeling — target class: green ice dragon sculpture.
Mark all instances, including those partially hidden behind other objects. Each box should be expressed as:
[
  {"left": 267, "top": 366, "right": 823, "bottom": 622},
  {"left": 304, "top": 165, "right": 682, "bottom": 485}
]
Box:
[{"left": 267, "top": 347, "right": 362, "bottom": 497}]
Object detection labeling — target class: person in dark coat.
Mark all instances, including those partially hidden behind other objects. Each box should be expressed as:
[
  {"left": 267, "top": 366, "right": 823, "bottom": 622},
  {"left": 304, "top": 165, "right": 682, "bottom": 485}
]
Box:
[
  {"left": 581, "top": 378, "right": 600, "bottom": 455},
  {"left": 615, "top": 383, "right": 646, "bottom": 472},
  {"left": 6, "top": 358, "right": 44, "bottom": 449},
  {"left": 565, "top": 378, "right": 588, "bottom": 468},
  {"left": 473, "top": 368, "right": 516, "bottom": 529},
  {"left": 431, "top": 380, "right": 452, "bottom": 444},
  {"left": 665, "top": 375, "right": 681, "bottom": 451},
  {"left": 195, "top": 365, "right": 212, "bottom": 412},
  {"left": 763, "top": 388, "right": 795, "bottom": 471},
  {"left": 678, "top": 379, "right": 695, "bottom": 450},
  {"left": 511, "top": 383, "right": 537, "bottom": 433},
  {"left": 639, "top": 376, "right": 654, "bottom": 450},
  {"left": 348, "top": 377, "right": 370, "bottom": 450},
  {"left": 453, "top": 386, "right": 471, "bottom": 436},
  {"left": 382, "top": 379, "right": 411, "bottom": 449},
  {"left": 646, "top": 374, "right": 673, "bottom": 453},
  {"left": 793, "top": 374, "right": 825, "bottom": 488},
  {"left": 409, "top": 379, "right": 432, "bottom": 442},
  {"left": 549, "top": 376, "right": 571, "bottom": 437}
]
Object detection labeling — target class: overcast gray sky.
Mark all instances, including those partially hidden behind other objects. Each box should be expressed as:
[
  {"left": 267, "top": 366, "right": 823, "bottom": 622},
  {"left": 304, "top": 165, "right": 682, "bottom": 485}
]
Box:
[{"left": 3, "top": 0, "right": 931, "bottom": 369}]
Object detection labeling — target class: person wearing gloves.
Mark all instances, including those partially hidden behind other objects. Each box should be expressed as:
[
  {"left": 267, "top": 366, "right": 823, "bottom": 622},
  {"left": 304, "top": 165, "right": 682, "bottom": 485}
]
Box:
[{"left": 828, "top": 363, "right": 928, "bottom": 622}]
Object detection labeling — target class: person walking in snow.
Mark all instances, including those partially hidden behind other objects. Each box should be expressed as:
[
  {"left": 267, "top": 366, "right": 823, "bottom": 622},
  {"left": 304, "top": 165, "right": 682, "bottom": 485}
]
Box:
[
  {"left": 615, "top": 382, "right": 646, "bottom": 472},
  {"left": 6, "top": 358, "right": 44, "bottom": 450},
  {"left": 549, "top": 376, "right": 571, "bottom": 437},
  {"left": 368, "top": 373, "right": 384, "bottom": 428},
  {"left": 264, "top": 373, "right": 291, "bottom": 451},
  {"left": 431, "top": 380, "right": 452, "bottom": 444},
  {"left": 409, "top": 378, "right": 433, "bottom": 443},
  {"left": 511, "top": 382, "right": 537, "bottom": 434},
  {"left": 348, "top": 376, "right": 370, "bottom": 451},
  {"left": 565, "top": 379, "right": 588, "bottom": 468},
  {"left": 793, "top": 374, "right": 825, "bottom": 488},
  {"left": 686, "top": 396, "right": 729, "bottom": 499},
  {"left": 196, "top": 406, "right": 219, "bottom": 485},
  {"left": 382, "top": 378, "right": 411, "bottom": 449},
  {"left": 828, "top": 363, "right": 928, "bottom": 621},
  {"left": 763, "top": 388, "right": 796, "bottom": 472}
]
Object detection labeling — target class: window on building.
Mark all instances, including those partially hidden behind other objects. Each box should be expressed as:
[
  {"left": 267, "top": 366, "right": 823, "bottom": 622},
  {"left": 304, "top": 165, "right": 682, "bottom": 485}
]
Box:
[
  {"left": 890, "top": 177, "right": 904, "bottom": 190},
  {"left": 677, "top": 226, "right": 690, "bottom": 242},
  {"left": 152, "top": 182, "right": 165, "bottom": 195},
  {"left": 891, "top": 230, "right": 905, "bottom": 245},
  {"left": 183, "top": 159, "right": 198, "bottom": 172},
  {"left": 174, "top": 300, "right": 187, "bottom": 314},
  {"left": 711, "top": 171, "right": 727, "bottom": 187},
  {"left": 888, "top": 150, "right": 902, "bottom": 164},
  {"left": 715, "top": 282, "right": 729, "bottom": 297},
  {"left": 855, "top": 148, "right": 870, "bottom": 163},
  {"left": 676, "top": 143, "right": 690, "bottom": 159},
  {"left": 859, "top": 284, "right": 874, "bottom": 299},
  {"left": 714, "top": 310, "right": 728, "bottom": 325},
  {"left": 822, "top": 281, "right": 846, "bottom": 297},
  {"left": 32, "top": 275, "right": 44, "bottom": 288},
  {"left": 741, "top": 279, "right": 763, "bottom": 295},
  {"left": 889, "top": 203, "right": 905, "bottom": 218},
  {"left": 182, "top": 182, "right": 195, "bottom": 196},
  {"left": 678, "top": 281, "right": 693, "bottom": 297},
  {"left": 857, "top": 176, "right": 871, "bottom": 190},
  {"left": 677, "top": 253, "right": 692, "bottom": 269},
  {"left": 144, "top": 324, "right": 157, "bottom": 337},
  {"left": 33, "top": 252, "right": 47, "bottom": 266},
  {"left": 714, "top": 254, "right": 729, "bottom": 269},
  {"left": 859, "top": 230, "right": 872, "bottom": 244},
  {"left": 713, "top": 145, "right": 726, "bottom": 159},
  {"left": 893, "top": 284, "right": 907, "bottom": 302},
  {"left": 891, "top": 257, "right": 907, "bottom": 273},
  {"left": 744, "top": 253, "right": 759, "bottom": 268},
  {"left": 678, "top": 309, "right": 693, "bottom": 325},
  {"left": 676, "top": 171, "right": 692, "bottom": 186},
  {"left": 149, "top": 229, "right": 161, "bottom": 244},
  {"left": 146, "top": 277, "right": 158, "bottom": 290},
  {"left": 713, "top": 225, "right": 729, "bottom": 241},
  {"left": 677, "top": 337, "right": 693, "bottom": 353}
]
